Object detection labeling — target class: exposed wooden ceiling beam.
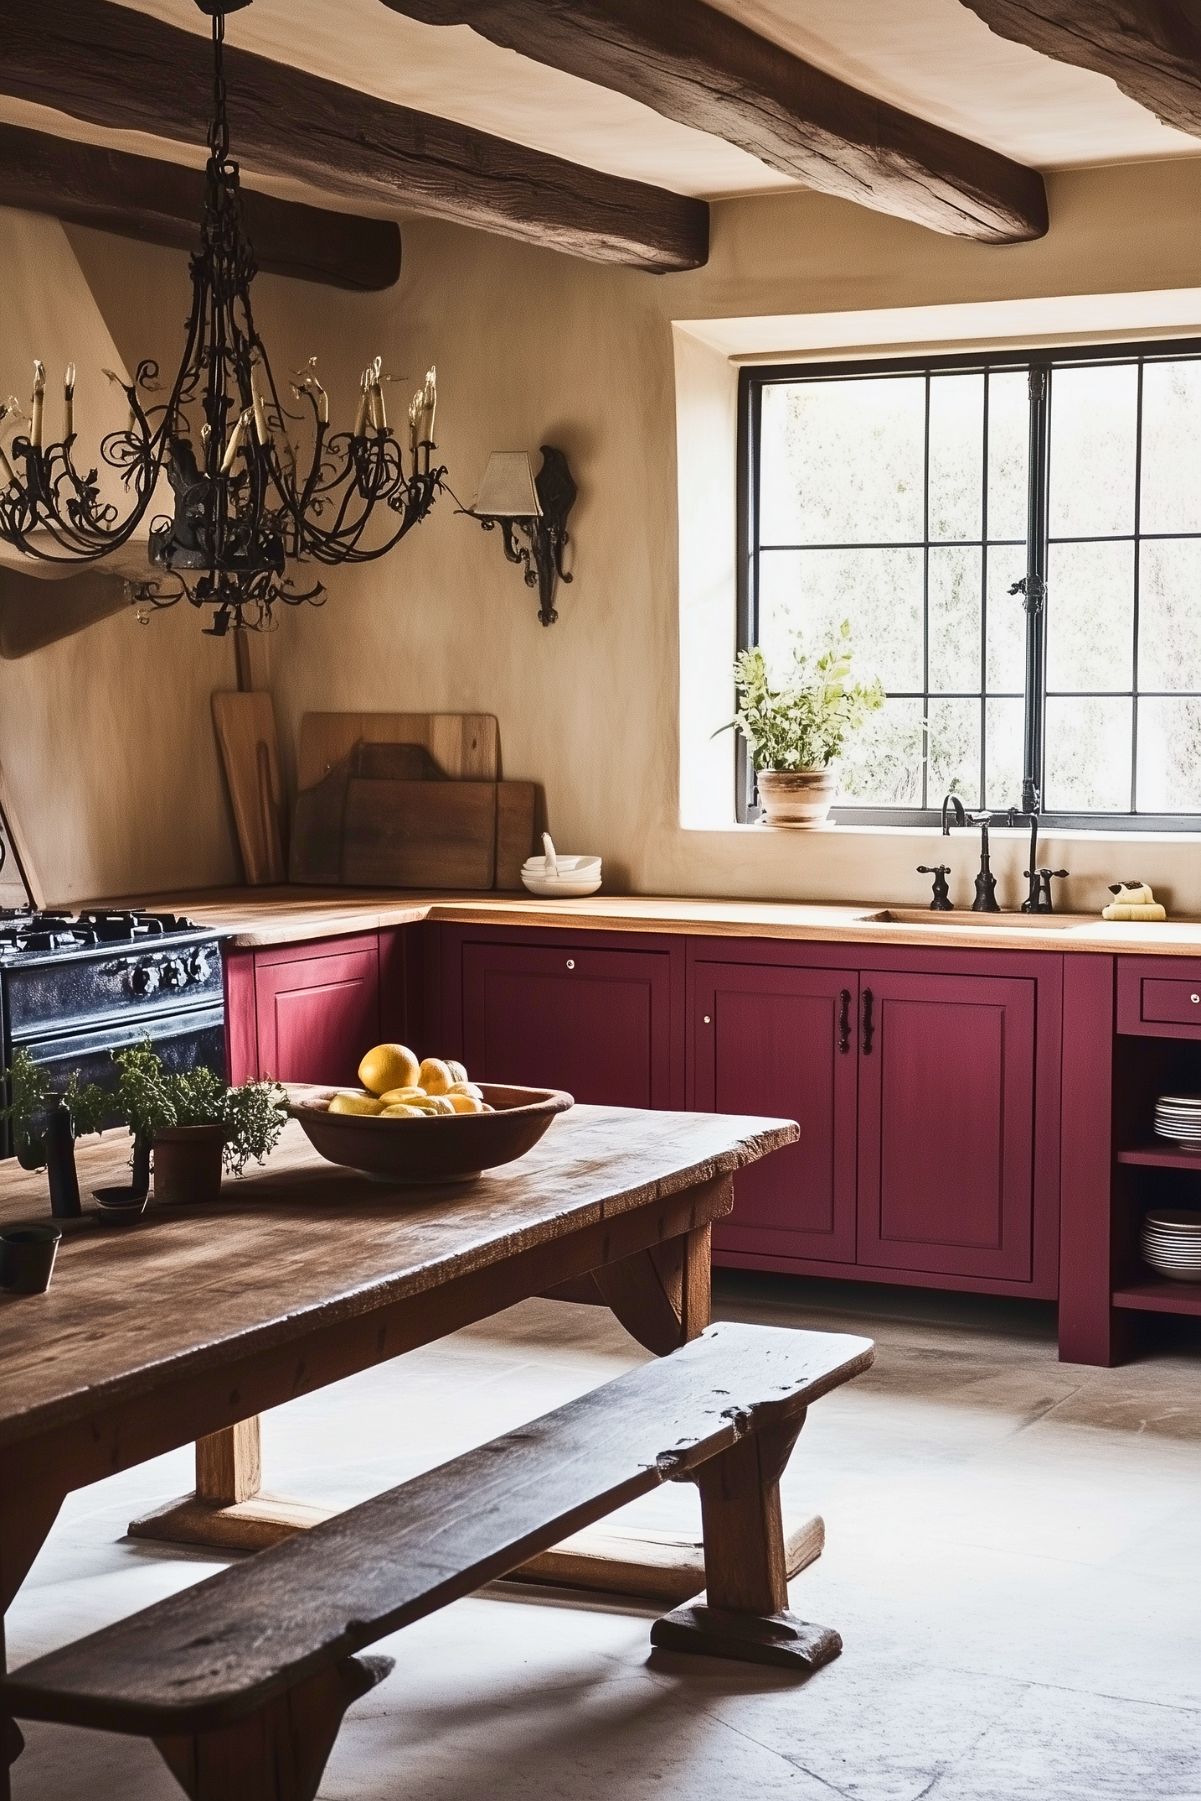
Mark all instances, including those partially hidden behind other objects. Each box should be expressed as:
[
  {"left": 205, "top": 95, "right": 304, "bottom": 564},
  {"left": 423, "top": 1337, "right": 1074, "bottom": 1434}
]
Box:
[
  {"left": 961, "top": 1, "right": 1201, "bottom": 137},
  {"left": 382, "top": 0, "right": 1048, "bottom": 243},
  {"left": 0, "top": 123, "right": 401, "bottom": 292},
  {"left": 0, "top": 0, "right": 708, "bottom": 273}
]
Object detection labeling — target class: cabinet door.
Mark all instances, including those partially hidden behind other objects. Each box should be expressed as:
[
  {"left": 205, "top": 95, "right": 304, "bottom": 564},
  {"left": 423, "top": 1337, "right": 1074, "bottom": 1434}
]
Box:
[
  {"left": 255, "top": 941, "right": 381, "bottom": 1086},
  {"left": 857, "top": 970, "right": 1036, "bottom": 1281},
  {"left": 694, "top": 961, "right": 859, "bottom": 1263},
  {"left": 460, "top": 941, "right": 674, "bottom": 1106}
]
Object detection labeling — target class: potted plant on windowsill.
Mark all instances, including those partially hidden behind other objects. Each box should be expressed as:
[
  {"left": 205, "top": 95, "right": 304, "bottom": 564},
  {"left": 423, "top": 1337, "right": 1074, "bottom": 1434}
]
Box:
[
  {"left": 725, "top": 622, "right": 885, "bottom": 829},
  {"left": 115, "top": 1046, "right": 287, "bottom": 1205}
]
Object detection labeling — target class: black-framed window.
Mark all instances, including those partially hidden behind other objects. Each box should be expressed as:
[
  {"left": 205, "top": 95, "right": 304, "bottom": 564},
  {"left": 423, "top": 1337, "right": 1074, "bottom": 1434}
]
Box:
[{"left": 738, "top": 340, "right": 1201, "bottom": 829}]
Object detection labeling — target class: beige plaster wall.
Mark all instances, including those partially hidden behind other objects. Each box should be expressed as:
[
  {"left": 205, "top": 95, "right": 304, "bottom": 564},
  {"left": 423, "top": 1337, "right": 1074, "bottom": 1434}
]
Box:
[{"left": 3, "top": 157, "right": 1201, "bottom": 909}]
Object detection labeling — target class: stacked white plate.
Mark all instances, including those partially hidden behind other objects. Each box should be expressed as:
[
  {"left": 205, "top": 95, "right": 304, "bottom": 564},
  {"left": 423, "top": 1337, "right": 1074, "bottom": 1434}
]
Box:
[
  {"left": 1141, "top": 1210, "right": 1201, "bottom": 1283},
  {"left": 1153, "top": 1094, "right": 1201, "bottom": 1144}
]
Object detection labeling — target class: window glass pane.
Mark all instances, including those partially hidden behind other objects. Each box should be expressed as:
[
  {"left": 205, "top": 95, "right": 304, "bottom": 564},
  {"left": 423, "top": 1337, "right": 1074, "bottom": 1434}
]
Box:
[
  {"left": 1136, "top": 699, "right": 1201, "bottom": 811},
  {"left": 928, "top": 698, "right": 981, "bottom": 808},
  {"left": 759, "top": 376, "right": 925, "bottom": 546},
  {"left": 985, "top": 548, "right": 1026, "bottom": 693},
  {"left": 1044, "top": 697, "right": 1132, "bottom": 811},
  {"left": 1046, "top": 540, "right": 1134, "bottom": 693},
  {"left": 984, "top": 697, "right": 1025, "bottom": 810},
  {"left": 928, "top": 546, "right": 981, "bottom": 693},
  {"left": 1140, "top": 361, "right": 1201, "bottom": 534},
  {"left": 757, "top": 547, "right": 923, "bottom": 692},
  {"left": 928, "top": 373, "right": 984, "bottom": 542},
  {"left": 1048, "top": 363, "right": 1137, "bottom": 538},
  {"left": 1138, "top": 540, "right": 1201, "bottom": 691},
  {"left": 985, "top": 370, "right": 1029, "bottom": 541},
  {"left": 836, "top": 699, "right": 925, "bottom": 807}
]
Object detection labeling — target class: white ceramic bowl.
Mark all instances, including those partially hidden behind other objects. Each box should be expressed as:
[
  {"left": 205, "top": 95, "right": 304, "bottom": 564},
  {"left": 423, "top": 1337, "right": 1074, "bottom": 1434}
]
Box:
[{"left": 521, "top": 852, "right": 602, "bottom": 898}]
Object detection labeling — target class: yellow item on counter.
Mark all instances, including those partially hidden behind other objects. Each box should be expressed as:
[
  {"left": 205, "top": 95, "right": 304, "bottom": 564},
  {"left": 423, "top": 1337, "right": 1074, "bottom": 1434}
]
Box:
[{"left": 1102, "top": 881, "right": 1167, "bottom": 922}]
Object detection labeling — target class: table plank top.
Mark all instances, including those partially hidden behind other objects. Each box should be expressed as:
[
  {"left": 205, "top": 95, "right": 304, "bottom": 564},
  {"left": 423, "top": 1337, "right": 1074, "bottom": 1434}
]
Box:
[{"left": 0, "top": 1106, "right": 796, "bottom": 1450}]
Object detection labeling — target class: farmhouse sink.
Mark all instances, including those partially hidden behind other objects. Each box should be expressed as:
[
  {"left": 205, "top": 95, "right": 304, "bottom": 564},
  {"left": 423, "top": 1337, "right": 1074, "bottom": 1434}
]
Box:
[{"left": 864, "top": 908, "right": 1087, "bottom": 929}]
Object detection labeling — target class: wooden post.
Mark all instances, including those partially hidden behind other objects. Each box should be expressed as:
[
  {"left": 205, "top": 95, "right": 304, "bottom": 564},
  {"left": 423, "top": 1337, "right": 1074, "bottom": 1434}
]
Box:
[
  {"left": 196, "top": 1420, "right": 262, "bottom": 1507},
  {"left": 650, "top": 1414, "right": 842, "bottom": 1672}
]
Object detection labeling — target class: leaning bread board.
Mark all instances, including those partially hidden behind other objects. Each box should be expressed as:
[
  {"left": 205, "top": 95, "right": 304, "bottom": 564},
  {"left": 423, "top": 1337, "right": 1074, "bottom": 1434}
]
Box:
[{"left": 286, "top": 1082, "right": 573, "bottom": 1183}]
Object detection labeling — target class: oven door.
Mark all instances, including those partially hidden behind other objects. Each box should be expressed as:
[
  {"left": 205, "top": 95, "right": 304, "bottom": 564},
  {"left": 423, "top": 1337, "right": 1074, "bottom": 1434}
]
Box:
[{"left": 1, "top": 1006, "right": 226, "bottom": 1158}]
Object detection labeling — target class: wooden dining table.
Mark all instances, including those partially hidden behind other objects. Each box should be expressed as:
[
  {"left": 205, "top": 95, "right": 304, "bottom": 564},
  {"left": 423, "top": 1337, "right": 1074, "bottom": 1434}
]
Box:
[{"left": 0, "top": 1102, "right": 796, "bottom": 1797}]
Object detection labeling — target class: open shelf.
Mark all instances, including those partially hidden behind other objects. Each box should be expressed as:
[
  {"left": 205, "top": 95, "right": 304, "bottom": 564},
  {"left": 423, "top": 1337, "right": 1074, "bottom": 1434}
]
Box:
[
  {"left": 1116, "top": 1143, "right": 1201, "bottom": 1170},
  {"left": 1112, "top": 1279, "right": 1201, "bottom": 1316}
]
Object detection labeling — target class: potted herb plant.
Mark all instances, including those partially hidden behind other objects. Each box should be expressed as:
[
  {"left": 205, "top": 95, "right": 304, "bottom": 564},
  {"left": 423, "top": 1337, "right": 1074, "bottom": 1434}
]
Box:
[
  {"left": 726, "top": 622, "right": 885, "bottom": 828},
  {"left": 114, "top": 1046, "right": 287, "bottom": 1205}
]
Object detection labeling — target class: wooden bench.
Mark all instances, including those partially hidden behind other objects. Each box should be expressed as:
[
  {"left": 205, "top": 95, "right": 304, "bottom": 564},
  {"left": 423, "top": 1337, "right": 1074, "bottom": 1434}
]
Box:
[{"left": 2, "top": 1322, "right": 873, "bottom": 1801}]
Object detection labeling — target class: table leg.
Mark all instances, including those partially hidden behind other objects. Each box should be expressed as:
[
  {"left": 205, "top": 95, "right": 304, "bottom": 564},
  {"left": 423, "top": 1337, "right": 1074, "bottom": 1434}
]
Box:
[
  {"left": 128, "top": 1419, "right": 333, "bottom": 1553},
  {"left": 1, "top": 1488, "right": 64, "bottom": 1799}
]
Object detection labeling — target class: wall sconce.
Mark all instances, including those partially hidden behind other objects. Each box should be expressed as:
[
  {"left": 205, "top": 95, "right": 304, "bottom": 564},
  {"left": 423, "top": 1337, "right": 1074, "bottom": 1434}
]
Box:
[{"left": 467, "top": 445, "right": 577, "bottom": 626}]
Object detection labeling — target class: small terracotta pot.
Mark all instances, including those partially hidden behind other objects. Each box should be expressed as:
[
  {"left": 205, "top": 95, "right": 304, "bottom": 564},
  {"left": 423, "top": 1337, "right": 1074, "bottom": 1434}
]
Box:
[
  {"left": 153, "top": 1125, "right": 226, "bottom": 1205},
  {"left": 757, "top": 767, "right": 838, "bottom": 829}
]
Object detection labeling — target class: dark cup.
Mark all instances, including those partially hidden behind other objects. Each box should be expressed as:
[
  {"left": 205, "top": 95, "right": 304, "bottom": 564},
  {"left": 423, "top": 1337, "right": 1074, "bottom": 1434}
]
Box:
[{"left": 0, "top": 1224, "right": 62, "bottom": 1295}]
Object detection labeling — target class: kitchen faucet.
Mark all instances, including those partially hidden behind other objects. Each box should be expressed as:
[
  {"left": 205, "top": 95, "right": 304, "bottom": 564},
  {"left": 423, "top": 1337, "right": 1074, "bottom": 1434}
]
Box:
[{"left": 939, "top": 792, "right": 999, "bottom": 912}]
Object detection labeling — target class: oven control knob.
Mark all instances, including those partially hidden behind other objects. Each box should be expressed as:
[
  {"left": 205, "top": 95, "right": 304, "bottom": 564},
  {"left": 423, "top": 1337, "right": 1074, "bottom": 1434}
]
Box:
[
  {"left": 160, "top": 957, "right": 187, "bottom": 991},
  {"left": 130, "top": 960, "right": 160, "bottom": 997},
  {"left": 185, "top": 948, "right": 212, "bottom": 985}
]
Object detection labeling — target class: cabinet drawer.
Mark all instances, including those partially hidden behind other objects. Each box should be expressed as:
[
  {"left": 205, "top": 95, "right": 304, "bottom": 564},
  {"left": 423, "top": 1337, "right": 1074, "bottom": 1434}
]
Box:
[{"left": 1118, "top": 958, "right": 1201, "bottom": 1037}]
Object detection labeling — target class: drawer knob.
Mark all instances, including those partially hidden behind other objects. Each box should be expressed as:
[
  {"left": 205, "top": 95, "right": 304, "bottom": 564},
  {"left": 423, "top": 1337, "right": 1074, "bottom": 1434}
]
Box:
[
  {"left": 1191, "top": 994, "right": 1199, "bottom": 1005},
  {"left": 566, "top": 958, "right": 575, "bottom": 970},
  {"left": 703, "top": 1014, "right": 712, "bottom": 1025}
]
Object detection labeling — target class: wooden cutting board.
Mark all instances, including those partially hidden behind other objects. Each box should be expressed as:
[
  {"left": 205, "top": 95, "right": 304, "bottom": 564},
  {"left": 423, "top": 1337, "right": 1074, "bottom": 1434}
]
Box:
[
  {"left": 212, "top": 692, "right": 287, "bottom": 886},
  {"left": 290, "top": 745, "right": 536, "bottom": 889},
  {"left": 297, "top": 713, "right": 498, "bottom": 791}
]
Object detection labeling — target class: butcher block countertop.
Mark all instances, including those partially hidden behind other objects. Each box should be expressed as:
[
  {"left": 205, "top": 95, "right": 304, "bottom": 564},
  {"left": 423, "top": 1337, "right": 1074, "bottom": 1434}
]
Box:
[{"left": 95, "top": 886, "right": 1201, "bottom": 957}]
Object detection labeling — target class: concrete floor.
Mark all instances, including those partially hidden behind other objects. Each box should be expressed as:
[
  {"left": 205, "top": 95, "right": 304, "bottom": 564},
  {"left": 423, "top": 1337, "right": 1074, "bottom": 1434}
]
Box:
[{"left": 8, "top": 1275, "right": 1201, "bottom": 1801}]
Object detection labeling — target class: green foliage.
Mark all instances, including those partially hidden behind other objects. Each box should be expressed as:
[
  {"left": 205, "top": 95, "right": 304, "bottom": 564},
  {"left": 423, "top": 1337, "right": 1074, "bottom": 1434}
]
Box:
[
  {"left": 1, "top": 1047, "right": 109, "bottom": 1171},
  {"left": 113, "top": 1045, "right": 287, "bottom": 1178},
  {"left": 724, "top": 622, "right": 885, "bottom": 773}
]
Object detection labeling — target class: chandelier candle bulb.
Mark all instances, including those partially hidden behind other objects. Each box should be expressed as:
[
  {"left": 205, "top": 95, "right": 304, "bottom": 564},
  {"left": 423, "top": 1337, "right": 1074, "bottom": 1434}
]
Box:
[
  {"left": 252, "top": 390, "right": 269, "bottom": 445},
  {"left": 29, "top": 362, "right": 45, "bottom": 449},
  {"left": 220, "top": 407, "right": 252, "bottom": 474},
  {"left": 0, "top": 441, "right": 14, "bottom": 489},
  {"left": 421, "top": 366, "right": 437, "bottom": 443},
  {"left": 63, "top": 364, "right": 75, "bottom": 441}
]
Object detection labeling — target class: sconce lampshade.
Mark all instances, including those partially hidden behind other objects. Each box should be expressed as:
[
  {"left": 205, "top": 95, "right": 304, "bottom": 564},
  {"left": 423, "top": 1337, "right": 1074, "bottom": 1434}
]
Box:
[{"left": 473, "top": 452, "right": 543, "bottom": 519}]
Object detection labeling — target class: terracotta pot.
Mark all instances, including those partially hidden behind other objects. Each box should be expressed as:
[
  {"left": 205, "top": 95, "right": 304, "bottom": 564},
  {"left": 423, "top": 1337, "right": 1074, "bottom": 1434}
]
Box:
[
  {"left": 757, "top": 767, "right": 838, "bottom": 829},
  {"left": 153, "top": 1124, "right": 226, "bottom": 1205}
]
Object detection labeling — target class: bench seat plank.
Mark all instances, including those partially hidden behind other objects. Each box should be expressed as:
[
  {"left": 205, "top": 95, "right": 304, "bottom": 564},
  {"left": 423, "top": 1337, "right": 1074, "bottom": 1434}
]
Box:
[{"left": 4, "top": 1324, "right": 872, "bottom": 1737}]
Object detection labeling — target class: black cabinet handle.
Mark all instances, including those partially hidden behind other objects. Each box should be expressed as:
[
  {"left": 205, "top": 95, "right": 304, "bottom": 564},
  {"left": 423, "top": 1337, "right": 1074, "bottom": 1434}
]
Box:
[
  {"left": 837, "top": 988, "right": 852, "bottom": 1055},
  {"left": 862, "top": 987, "right": 875, "bottom": 1055}
]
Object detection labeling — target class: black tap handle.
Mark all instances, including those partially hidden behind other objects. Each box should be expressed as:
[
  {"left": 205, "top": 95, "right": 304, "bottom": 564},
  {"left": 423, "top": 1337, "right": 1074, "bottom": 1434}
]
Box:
[{"left": 916, "top": 865, "right": 954, "bottom": 911}]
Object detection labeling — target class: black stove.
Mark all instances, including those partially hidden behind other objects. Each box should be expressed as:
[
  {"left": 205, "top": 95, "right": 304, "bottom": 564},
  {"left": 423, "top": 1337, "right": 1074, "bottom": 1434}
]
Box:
[{"left": 0, "top": 908, "right": 226, "bottom": 1159}]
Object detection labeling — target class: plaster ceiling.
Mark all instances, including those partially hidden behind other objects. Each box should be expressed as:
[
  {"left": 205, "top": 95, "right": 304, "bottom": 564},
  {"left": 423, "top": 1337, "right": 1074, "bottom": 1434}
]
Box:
[{"left": 3, "top": 0, "right": 1197, "bottom": 221}]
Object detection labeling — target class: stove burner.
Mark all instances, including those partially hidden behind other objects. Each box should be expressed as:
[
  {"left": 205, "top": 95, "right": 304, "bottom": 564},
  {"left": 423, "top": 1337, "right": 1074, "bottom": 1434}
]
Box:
[{"left": 0, "top": 909, "right": 200, "bottom": 959}]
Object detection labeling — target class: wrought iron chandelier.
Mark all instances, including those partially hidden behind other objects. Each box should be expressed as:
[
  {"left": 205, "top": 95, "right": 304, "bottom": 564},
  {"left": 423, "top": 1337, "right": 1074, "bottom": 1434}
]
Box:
[{"left": 0, "top": 0, "right": 444, "bottom": 635}]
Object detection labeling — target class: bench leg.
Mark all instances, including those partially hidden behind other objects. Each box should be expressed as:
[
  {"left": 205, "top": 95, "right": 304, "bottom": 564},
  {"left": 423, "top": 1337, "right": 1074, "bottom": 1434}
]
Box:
[
  {"left": 650, "top": 1415, "right": 842, "bottom": 1674},
  {"left": 154, "top": 1653, "right": 392, "bottom": 1801}
]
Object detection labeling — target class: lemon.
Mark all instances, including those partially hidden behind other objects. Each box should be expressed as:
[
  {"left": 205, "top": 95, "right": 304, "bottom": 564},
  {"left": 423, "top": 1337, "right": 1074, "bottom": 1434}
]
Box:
[
  {"left": 446, "top": 1059, "right": 469, "bottom": 1085},
  {"left": 328, "top": 1092, "right": 385, "bottom": 1117},
  {"left": 417, "top": 1057, "right": 454, "bottom": 1096},
  {"left": 358, "top": 1044, "right": 421, "bottom": 1097},
  {"left": 447, "top": 1081, "right": 484, "bottom": 1103},
  {"left": 447, "top": 1093, "right": 483, "bottom": 1114},
  {"left": 379, "top": 1086, "right": 426, "bottom": 1106},
  {"left": 380, "top": 1103, "right": 424, "bottom": 1118}
]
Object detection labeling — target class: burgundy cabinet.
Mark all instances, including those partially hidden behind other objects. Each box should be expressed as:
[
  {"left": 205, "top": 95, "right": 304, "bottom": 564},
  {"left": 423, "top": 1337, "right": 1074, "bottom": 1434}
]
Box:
[
  {"left": 458, "top": 938, "right": 678, "bottom": 1107},
  {"left": 856, "top": 969, "right": 1037, "bottom": 1282},
  {"left": 693, "top": 961, "right": 858, "bottom": 1263},
  {"left": 225, "top": 935, "right": 382, "bottom": 1087}
]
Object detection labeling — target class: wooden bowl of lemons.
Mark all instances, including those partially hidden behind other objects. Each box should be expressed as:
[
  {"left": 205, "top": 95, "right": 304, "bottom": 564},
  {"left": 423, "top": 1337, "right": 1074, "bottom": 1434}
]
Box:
[{"left": 286, "top": 1045, "right": 573, "bottom": 1184}]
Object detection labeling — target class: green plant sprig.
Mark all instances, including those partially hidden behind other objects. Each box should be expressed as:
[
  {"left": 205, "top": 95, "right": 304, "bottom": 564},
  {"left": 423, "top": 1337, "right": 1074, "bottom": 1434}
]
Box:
[
  {"left": 720, "top": 621, "right": 885, "bottom": 774},
  {"left": 114, "top": 1045, "right": 286, "bottom": 1177},
  {"left": 1, "top": 1047, "right": 109, "bottom": 1171}
]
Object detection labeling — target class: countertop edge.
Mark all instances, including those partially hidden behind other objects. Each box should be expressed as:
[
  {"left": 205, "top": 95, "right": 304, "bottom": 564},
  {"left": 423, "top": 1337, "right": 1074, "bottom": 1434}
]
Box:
[{"left": 85, "top": 888, "right": 1201, "bottom": 958}]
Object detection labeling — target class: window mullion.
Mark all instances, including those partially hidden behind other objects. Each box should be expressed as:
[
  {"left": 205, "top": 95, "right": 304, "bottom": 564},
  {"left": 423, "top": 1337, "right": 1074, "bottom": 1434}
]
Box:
[{"left": 1021, "top": 363, "right": 1051, "bottom": 813}]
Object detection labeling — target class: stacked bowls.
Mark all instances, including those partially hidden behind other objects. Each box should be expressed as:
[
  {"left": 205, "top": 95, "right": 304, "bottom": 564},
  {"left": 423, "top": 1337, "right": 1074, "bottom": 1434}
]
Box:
[
  {"left": 1141, "top": 1210, "right": 1201, "bottom": 1283},
  {"left": 521, "top": 833, "right": 602, "bottom": 899}
]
